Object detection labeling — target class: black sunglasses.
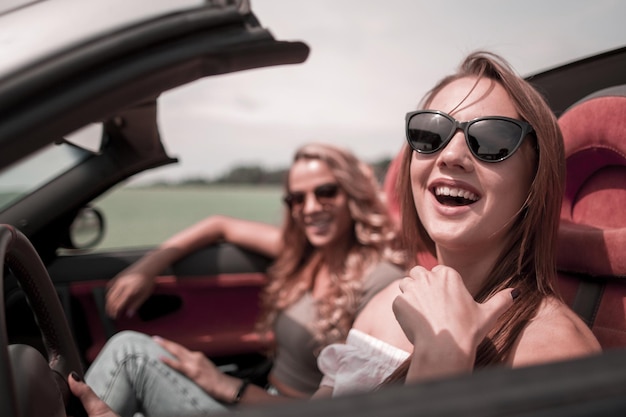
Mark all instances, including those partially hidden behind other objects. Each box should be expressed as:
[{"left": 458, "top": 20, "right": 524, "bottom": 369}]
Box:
[
  {"left": 405, "top": 110, "right": 535, "bottom": 163},
  {"left": 283, "top": 183, "right": 340, "bottom": 209}
]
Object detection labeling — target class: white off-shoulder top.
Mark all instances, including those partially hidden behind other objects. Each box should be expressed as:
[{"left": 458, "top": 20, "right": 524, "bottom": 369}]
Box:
[{"left": 317, "top": 328, "right": 411, "bottom": 397}]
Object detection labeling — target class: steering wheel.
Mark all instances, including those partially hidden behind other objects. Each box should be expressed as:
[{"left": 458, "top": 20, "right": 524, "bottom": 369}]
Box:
[{"left": 0, "top": 225, "right": 86, "bottom": 417}]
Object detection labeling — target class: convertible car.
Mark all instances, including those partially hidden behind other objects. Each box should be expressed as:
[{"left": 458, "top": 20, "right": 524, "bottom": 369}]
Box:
[{"left": 1, "top": 1, "right": 625, "bottom": 416}]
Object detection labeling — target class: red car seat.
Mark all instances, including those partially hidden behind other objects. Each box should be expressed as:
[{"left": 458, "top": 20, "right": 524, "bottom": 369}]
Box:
[{"left": 556, "top": 85, "right": 626, "bottom": 350}]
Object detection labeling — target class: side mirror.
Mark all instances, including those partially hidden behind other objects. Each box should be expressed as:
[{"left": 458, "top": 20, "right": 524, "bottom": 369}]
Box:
[{"left": 64, "top": 206, "right": 105, "bottom": 249}]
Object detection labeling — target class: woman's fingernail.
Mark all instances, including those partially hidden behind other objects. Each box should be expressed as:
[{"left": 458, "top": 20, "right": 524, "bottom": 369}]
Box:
[
  {"left": 511, "top": 288, "right": 521, "bottom": 300},
  {"left": 71, "top": 371, "right": 83, "bottom": 382}
]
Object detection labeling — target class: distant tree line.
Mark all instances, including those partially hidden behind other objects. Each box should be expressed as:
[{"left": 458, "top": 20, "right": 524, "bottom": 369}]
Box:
[{"left": 175, "top": 157, "right": 393, "bottom": 186}]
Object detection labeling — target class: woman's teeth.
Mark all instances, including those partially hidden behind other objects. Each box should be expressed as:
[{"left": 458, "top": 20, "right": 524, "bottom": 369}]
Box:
[{"left": 434, "top": 186, "right": 478, "bottom": 206}]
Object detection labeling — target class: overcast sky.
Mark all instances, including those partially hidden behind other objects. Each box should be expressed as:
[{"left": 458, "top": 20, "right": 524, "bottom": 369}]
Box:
[{"left": 135, "top": 0, "right": 626, "bottom": 184}]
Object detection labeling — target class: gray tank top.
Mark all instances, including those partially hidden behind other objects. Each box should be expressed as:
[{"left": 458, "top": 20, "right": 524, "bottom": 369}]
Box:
[{"left": 269, "top": 261, "right": 404, "bottom": 394}]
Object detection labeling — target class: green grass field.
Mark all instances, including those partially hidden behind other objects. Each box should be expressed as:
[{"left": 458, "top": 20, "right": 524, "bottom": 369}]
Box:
[{"left": 93, "top": 185, "right": 284, "bottom": 249}]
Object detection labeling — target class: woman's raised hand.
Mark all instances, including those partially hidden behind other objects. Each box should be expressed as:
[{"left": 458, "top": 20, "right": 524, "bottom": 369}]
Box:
[
  {"left": 105, "top": 265, "right": 156, "bottom": 319},
  {"left": 392, "top": 265, "right": 517, "bottom": 382}
]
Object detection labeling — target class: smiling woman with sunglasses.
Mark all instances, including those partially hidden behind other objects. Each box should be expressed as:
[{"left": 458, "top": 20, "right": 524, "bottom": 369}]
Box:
[
  {"left": 309, "top": 51, "right": 601, "bottom": 398},
  {"left": 79, "top": 142, "right": 405, "bottom": 416}
]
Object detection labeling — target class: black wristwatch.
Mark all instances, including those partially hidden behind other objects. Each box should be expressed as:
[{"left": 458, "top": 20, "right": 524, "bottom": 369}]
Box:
[{"left": 232, "top": 379, "right": 251, "bottom": 404}]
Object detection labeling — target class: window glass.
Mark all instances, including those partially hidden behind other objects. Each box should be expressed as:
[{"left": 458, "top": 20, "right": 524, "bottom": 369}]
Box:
[
  {"left": 0, "top": 142, "right": 91, "bottom": 211},
  {"left": 91, "top": 181, "right": 283, "bottom": 250},
  {"left": 84, "top": 78, "right": 286, "bottom": 250}
]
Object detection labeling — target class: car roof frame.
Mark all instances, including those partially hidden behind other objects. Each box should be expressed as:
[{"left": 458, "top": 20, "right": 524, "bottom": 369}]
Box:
[
  {"left": 0, "top": 3, "right": 309, "bottom": 171},
  {"left": 526, "top": 46, "right": 626, "bottom": 117},
  {"left": 0, "top": 2, "right": 308, "bottom": 253}
]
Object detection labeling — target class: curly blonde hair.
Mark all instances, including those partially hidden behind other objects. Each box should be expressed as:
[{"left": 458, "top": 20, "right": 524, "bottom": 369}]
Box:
[{"left": 256, "top": 142, "right": 404, "bottom": 349}]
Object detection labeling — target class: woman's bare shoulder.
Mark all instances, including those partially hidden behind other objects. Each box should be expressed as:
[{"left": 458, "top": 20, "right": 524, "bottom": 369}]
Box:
[
  {"left": 354, "top": 279, "right": 402, "bottom": 330},
  {"left": 509, "top": 296, "right": 602, "bottom": 367},
  {"left": 352, "top": 279, "right": 413, "bottom": 352}
]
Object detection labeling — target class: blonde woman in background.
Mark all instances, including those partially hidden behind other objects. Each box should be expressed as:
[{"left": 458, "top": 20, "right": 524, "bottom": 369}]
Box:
[{"left": 80, "top": 142, "right": 405, "bottom": 416}]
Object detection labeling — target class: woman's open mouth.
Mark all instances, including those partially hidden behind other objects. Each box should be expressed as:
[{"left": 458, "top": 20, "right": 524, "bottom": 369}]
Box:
[{"left": 434, "top": 186, "right": 479, "bottom": 206}]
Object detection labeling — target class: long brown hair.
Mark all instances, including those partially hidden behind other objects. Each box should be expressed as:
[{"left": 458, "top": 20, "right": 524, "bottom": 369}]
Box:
[
  {"left": 388, "top": 51, "right": 565, "bottom": 380},
  {"left": 256, "top": 142, "right": 404, "bottom": 348}
]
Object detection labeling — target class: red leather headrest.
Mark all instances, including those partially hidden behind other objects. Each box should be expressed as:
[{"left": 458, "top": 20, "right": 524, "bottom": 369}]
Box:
[{"left": 557, "top": 86, "right": 626, "bottom": 276}]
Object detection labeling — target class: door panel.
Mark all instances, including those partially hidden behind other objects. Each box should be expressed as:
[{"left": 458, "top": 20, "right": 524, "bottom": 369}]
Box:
[{"left": 23, "top": 243, "right": 272, "bottom": 366}]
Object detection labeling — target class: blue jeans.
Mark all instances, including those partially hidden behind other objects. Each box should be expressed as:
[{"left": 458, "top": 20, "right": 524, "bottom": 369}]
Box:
[{"left": 85, "top": 331, "right": 228, "bottom": 417}]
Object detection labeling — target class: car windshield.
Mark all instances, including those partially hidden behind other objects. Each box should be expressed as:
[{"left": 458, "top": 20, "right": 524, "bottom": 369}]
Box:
[{"left": 0, "top": 141, "right": 92, "bottom": 211}]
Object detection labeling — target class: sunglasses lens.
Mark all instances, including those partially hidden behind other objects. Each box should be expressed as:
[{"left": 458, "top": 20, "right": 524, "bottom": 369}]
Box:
[
  {"left": 314, "top": 183, "right": 340, "bottom": 202},
  {"left": 407, "top": 111, "right": 530, "bottom": 163},
  {"left": 284, "top": 183, "right": 340, "bottom": 210},
  {"left": 284, "top": 192, "right": 304, "bottom": 208},
  {"left": 467, "top": 119, "right": 523, "bottom": 161},
  {"left": 407, "top": 112, "right": 453, "bottom": 153}
]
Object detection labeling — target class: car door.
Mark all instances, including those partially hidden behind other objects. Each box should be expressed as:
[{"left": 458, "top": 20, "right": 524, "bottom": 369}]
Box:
[{"left": 48, "top": 241, "right": 273, "bottom": 369}]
